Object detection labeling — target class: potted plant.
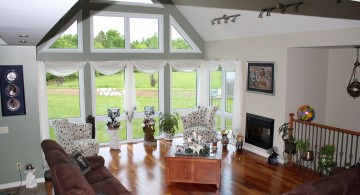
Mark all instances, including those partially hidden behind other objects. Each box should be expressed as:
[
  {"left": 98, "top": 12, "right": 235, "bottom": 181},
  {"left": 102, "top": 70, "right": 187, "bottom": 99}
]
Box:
[
  {"left": 318, "top": 144, "right": 337, "bottom": 175},
  {"left": 159, "top": 112, "right": 180, "bottom": 140},
  {"left": 295, "top": 139, "right": 314, "bottom": 161},
  {"left": 278, "top": 123, "right": 296, "bottom": 154}
]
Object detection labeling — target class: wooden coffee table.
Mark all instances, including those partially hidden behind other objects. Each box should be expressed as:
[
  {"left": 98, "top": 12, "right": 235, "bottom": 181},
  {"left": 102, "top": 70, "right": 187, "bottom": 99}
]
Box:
[{"left": 165, "top": 143, "right": 222, "bottom": 188}]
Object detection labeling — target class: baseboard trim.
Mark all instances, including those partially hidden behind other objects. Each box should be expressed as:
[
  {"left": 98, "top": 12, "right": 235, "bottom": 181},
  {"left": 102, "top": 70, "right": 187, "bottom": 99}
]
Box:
[{"left": 0, "top": 178, "right": 44, "bottom": 190}]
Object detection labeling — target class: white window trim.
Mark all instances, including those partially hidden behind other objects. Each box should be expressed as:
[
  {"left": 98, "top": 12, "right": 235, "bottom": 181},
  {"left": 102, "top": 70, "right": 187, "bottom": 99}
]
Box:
[
  {"left": 169, "top": 15, "right": 201, "bottom": 53},
  {"left": 90, "top": 11, "right": 164, "bottom": 53},
  {"left": 90, "top": 0, "right": 164, "bottom": 8},
  {"left": 40, "top": 11, "right": 83, "bottom": 53}
]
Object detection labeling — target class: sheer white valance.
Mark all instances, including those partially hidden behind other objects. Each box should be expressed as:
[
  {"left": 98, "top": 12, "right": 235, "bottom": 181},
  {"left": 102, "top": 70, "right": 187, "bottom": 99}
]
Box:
[
  {"left": 169, "top": 60, "right": 202, "bottom": 72},
  {"left": 219, "top": 59, "right": 237, "bottom": 71},
  {"left": 132, "top": 60, "right": 167, "bottom": 74},
  {"left": 204, "top": 60, "right": 220, "bottom": 71},
  {"left": 89, "top": 61, "right": 127, "bottom": 75},
  {"left": 45, "top": 61, "right": 87, "bottom": 77}
]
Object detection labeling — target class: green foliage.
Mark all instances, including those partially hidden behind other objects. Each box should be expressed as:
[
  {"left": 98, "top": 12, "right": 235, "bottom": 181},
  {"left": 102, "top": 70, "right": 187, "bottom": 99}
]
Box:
[
  {"left": 278, "top": 123, "right": 295, "bottom": 142},
  {"left": 318, "top": 144, "right": 337, "bottom": 175},
  {"left": 131, "top": 33, "right": 158, "bottom": 49},
  {"left": 172, "top": 38, "right": 192, "bottom": 50},
  {"left": 50, "top": 34, "right": 78, "bottom": 48},
  {"left": 159, "top": 112, "right": 180, "bottom": 136},
  {"left": 295, "top": 139, "right": 311, "bottom": 153},
  {"left": 94, "top": 30, "right": 125, "bottom": 49}
]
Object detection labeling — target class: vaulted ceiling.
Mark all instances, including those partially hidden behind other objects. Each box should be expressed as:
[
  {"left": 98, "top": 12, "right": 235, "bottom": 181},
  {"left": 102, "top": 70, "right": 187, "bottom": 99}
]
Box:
[{"left": 1, "top": 0, "right": 360, "bottom": 46}]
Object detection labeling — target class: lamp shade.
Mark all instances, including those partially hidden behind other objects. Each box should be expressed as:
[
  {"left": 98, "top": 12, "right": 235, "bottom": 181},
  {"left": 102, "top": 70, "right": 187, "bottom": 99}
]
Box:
[{"left": 108, "top": 108, "right": 120, "bottom": 118}]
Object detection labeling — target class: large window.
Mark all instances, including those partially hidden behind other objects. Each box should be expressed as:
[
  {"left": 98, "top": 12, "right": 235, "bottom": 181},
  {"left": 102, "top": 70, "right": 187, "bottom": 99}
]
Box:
[
  {"left": 91, "top": 12, "right": 163, "bottom": 52},
  {"left": 171, "top": 70, "right": 197, "bottom": 110},
  {"left": 94, "top": 71, "right": 125, "bottom": 143},
  {"left": 210, "top": 67, "right": 234, "bottom": 132},
  {"left": 47, "top": 72, "right": 82, "bottom": 139}
]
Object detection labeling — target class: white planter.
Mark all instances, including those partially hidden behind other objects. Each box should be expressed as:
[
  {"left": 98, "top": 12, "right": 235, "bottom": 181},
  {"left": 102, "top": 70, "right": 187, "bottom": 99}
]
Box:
[{"left": 163, "top": 132, "right": 174, "bottom": 140}]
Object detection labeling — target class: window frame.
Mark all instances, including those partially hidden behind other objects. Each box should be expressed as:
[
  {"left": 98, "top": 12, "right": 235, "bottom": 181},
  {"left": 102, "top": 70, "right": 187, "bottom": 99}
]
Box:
[{"left": 90, "top": 11, "right": 164, "bottom": 53}]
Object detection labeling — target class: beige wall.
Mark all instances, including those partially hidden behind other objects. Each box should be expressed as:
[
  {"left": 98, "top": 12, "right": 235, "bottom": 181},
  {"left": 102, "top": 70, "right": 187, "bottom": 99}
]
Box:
[{"left": 205, "top": 27, "right": 360, "bottom": 159}]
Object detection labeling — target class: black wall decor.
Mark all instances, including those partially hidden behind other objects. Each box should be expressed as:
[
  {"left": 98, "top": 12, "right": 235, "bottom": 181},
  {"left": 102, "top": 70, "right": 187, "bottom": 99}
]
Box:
[{"left": 0, "top": 65, "right": 26, "bottom": 116}]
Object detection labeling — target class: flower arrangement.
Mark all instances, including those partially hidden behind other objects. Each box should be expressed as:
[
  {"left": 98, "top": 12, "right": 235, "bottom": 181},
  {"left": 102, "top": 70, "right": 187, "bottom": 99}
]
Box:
[{"left": 221, "top": 130, "right": 229, "bottom": 136}]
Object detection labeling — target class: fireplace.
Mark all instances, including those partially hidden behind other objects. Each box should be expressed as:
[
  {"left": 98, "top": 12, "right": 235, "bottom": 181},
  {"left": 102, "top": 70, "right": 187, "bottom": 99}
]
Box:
[{"left": 245, "top": 113, "right": 274, "bottom": 150}]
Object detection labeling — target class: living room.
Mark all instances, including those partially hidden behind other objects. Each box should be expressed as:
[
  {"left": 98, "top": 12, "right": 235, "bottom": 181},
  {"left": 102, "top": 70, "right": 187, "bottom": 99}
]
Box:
[{"left": 0, "top": 0, "right": 360, "bottom": 194}]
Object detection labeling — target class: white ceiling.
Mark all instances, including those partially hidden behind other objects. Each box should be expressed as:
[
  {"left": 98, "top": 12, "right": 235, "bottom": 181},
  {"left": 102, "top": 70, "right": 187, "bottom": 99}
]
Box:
[
  {"left": 0, "top": 0, "right": 77, "bottom": 46},
  {"left": 0, "top": 0, "right": 360, "bottom": 46}
]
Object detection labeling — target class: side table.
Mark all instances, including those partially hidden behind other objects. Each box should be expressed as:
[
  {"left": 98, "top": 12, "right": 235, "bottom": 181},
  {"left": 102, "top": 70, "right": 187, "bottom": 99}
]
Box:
[{"left": 107, "top": 128, "right": 121, "bottom": 150}]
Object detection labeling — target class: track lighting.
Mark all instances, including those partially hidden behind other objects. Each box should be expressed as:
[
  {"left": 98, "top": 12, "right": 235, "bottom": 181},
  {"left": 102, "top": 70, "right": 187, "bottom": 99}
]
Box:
[
  {"left": 211, "top": 14, "right": 240, "bottom": 26},
  {"left": 259, "top": 1, "right": 303, "bottom": 18}
]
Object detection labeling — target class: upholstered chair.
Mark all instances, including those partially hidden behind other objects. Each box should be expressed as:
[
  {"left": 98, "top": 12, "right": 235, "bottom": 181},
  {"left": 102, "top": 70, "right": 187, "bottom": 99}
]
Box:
[
  {"left": 52, "top": 119, "right": 99, "bottom": 156},
  {"left": 182, "top": 106, "right": 218, "bottom": 143}
]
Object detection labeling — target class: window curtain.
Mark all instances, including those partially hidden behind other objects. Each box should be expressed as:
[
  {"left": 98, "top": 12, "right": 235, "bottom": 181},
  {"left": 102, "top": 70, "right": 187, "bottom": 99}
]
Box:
[
  {"left": 124, "top": 62, "right": 136, "bottom": 121},
  {"left": 201, "top": 60, "right": 220, "bottom": 107},
  {"left": 168, "top": 60, "right": 202, "bottom": 72},
  {"left": 131, "top": 60, "right": 167, "bottom": 74},
  {"left": 37, "top": 61, "right": 49, "bottom": 141},
  {"left": 89, "top": 61, "right": 127, "bottom": 75},
  {"left": 45, "top": 61, "right": 87, "bottom": 76}
]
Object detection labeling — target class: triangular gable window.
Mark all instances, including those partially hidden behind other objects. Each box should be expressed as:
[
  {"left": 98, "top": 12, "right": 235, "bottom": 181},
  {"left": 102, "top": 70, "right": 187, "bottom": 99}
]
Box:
[
  {"left": 49, "top": 20, "right": 78, "bottom": 49},
  {"left": 40, "top": 12, "right": 83, "bottom": 53},
  {"left": 170, "top": 16, "right": 200, "bottom": 53}
]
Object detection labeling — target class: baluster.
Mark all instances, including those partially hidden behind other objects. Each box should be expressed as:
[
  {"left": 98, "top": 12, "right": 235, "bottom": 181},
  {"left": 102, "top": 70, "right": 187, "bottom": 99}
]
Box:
[
  {"left": 345, "top": 134, "right": 349, "bottom": 167},
  {"left": 349, "top": 135, "right": 354, "bottom": 166},
  {"left": 355, "top": 136, "right": 359, "bottom": 166},
  {"left": 339, "top": 132, "right": 344, "bottom": 167},
  {"left": 336, "top": 131, "right": 339, "bottom": 164}
]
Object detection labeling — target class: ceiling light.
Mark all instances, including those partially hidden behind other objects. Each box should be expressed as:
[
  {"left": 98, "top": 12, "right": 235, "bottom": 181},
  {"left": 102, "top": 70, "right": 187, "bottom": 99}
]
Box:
[
  {"left": 259, "top": 1, "right": 303, "bottom": 18},
  {"left": 258, "top": 10, "right": 264, "bottom": 18},
  {"left": 19, "top": 34, "right": 29, "bottom": 38},
  {"left": 19, "top": 40, "right": 27, "bottom": 43},
  {"left": 211, "top": 14, "right": 240, "bottom": 26},
  {"left": 266, "top": 9, "right": 272, "bottom": 16},
  {"left": 347, "top": 46, "right": 360, "bottom": 99}
]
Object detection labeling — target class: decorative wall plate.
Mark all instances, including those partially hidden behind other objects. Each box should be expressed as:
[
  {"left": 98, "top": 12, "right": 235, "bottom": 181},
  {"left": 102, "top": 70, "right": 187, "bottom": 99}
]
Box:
[
  {"left": 5, "top": 70, "right": 18, "bottom": 82},
  {"left": 6, "top": 84, "right": 19, "bottom": 97},
  {"left": 6, "top": 98, "right": 21, "bottom": 111}
]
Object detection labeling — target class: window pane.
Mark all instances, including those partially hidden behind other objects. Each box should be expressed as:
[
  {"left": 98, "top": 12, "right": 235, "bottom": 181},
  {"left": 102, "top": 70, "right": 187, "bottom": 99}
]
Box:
[
  {"left": 214, "top": 115, "right": 221, "bottom": 132},
  {"left": 225, "top": 118, "right": 232, "bottom": 131},
  {"left": 47, "top": 73, "right": 80, "bottom": 119},
  {"left": 225, "top": 71, "right": 235, "bottom": 113},
  {"left": 50, "top": 20, "right": 78, "bottom": 49},
  {"left": 130, "top": 18, "right": 159, "bottom": 49},
  {"left": 93, "top": 16, "right": 125, "bottom": 49},
  {"left": 95, "top": 71, "right": 124, "bottom": 116},
  {"left": 172, "top": 71, "right": 196, "bottom": 109},
  {"left": 210, "top": 68, "right": 222, "bottom": 108},
  {"left": 171, "top": 25, "right": 192, "bottom": 50},
  {"left": 134, "top": 72, "right": 159, "bottom": 112}
]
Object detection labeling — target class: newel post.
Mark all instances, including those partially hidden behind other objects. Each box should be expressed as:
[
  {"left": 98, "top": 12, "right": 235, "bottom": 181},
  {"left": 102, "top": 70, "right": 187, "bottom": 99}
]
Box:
[{"left": 289, "top": 113, "right": 295, "bottom": 137}]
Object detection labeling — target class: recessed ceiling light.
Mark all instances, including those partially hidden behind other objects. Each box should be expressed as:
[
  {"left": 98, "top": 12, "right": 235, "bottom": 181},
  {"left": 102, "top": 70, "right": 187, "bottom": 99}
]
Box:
[
  {"left": 19, "top": 34, "right": 29, "bottom": 38},
  {"left": 19, "top": 40, "right": 27, "bottom": 43}
]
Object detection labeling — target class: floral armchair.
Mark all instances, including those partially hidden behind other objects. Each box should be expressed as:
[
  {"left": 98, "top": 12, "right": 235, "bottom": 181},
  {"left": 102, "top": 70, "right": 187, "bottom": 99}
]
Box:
[
  {"left": 52, "top": 119, "right": 99, "bottom": 156},
  {"left": 181, "top": 106, "right": 218, "bottom": 143}
]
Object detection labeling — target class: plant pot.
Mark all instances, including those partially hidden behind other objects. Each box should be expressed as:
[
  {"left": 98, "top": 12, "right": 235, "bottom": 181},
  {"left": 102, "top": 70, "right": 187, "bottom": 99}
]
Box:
[
  {"left": 301, "top": 150, "right": 314, "bottom": 161},
  {"left": 284, "top": 139, "right": 297, "bottom": 154},
  {"left": 163, "top": 132, "right": 174, "bottom": 140}
]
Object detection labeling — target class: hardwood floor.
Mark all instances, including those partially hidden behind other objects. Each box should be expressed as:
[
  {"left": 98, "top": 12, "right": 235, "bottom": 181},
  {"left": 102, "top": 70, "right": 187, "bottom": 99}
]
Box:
[{"left": 1, "top": 138, "right": 320, "bottom": 195}]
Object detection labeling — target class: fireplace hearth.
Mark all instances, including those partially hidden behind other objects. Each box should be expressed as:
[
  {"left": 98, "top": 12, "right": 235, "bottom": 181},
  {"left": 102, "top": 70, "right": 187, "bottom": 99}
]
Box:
[{"left": 245, "top": 113, "right": 274, "bottom": 150}]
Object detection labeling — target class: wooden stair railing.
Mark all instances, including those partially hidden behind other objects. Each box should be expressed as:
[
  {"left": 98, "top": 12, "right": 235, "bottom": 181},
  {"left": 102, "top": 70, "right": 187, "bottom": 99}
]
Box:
[{"left": 288, "top": 113, "right": 360, "bottom": 173}]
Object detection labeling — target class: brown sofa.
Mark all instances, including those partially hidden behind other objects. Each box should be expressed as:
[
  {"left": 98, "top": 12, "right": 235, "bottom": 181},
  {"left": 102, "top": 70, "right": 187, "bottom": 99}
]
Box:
[
  {"left": 283, "top": 166, "right": 360, "bottom": 195},
  {"left": 41, "top": 139, "right": 131, "bottom": 195}
]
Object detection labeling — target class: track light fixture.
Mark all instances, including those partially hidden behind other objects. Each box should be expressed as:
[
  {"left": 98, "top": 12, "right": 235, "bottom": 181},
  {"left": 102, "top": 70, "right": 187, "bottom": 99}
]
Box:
[
  {"left": 211, "top": 14, "right": 241, "bottom": 26},
  {"left": 258, "top": 1, "right": 303, "bottom": 18}
]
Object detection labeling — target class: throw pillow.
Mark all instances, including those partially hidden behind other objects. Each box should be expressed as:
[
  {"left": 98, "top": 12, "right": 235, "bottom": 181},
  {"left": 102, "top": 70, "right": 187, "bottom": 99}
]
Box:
[{"left": 68, "top": 151, "right": 91, "bottom": 174}]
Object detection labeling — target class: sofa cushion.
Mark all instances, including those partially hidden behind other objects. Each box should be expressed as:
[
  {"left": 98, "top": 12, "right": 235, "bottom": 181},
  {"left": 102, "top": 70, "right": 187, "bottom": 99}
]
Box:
[{"left": 68, "top": 151, "right": 91, "bottom": 175}]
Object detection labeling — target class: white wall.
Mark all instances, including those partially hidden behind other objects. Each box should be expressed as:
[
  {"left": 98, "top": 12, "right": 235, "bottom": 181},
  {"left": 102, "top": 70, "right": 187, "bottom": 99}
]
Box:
[
  {"left": 286, "top": 48, "right": 328, "bottom": 124},
  {"left": 205, "top": 27, "right": 360, "bottom": 158},
  {"left": 326, "top": 48, "right": 360, "bottom": 131}
]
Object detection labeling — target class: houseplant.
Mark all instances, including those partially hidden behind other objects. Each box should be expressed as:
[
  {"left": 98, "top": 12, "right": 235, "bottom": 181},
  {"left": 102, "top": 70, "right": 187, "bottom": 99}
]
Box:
[
  {"left": 278, "top": 123, "right": 296, "bottom": 154},
  {"left": 159, "top": 112, "right": 180, "bottom": 140},
  {"left": 318, "top": 144, "right": 337, "bottom": 175},
  {"left": 295, "top": 139, "right": 314, "bottom": 160}
]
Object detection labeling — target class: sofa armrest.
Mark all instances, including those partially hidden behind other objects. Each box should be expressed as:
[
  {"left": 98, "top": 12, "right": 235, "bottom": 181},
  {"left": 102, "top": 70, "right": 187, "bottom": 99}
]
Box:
[{"left": 86, "top": 155, "right": 105, "bottom": 170}]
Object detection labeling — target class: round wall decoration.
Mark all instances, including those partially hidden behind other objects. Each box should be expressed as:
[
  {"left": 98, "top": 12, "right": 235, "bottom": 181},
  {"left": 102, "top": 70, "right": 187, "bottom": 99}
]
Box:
[{"left": 297, "top": 105, "right": 315, "bottom": 122}]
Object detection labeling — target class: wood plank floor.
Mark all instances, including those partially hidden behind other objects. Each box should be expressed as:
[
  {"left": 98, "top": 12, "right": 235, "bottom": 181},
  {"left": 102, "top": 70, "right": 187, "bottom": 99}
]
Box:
[{"left": 2, "top": 138, "right": 320, "bottom": 195}]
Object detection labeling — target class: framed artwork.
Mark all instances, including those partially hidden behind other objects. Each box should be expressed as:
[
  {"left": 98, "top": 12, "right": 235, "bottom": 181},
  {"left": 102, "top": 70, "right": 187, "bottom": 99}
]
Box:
[
  {"left": 0, "top": 65, "right": 26, "bottom": 116},
  {"left": 247, "top": 61, "right": 275, "bottom": 95}
]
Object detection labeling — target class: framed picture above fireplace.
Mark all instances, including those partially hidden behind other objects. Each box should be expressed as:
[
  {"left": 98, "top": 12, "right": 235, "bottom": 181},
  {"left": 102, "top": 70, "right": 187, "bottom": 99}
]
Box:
[{"left": 246, "top": 61, "right": 275, "bottom": 95}]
